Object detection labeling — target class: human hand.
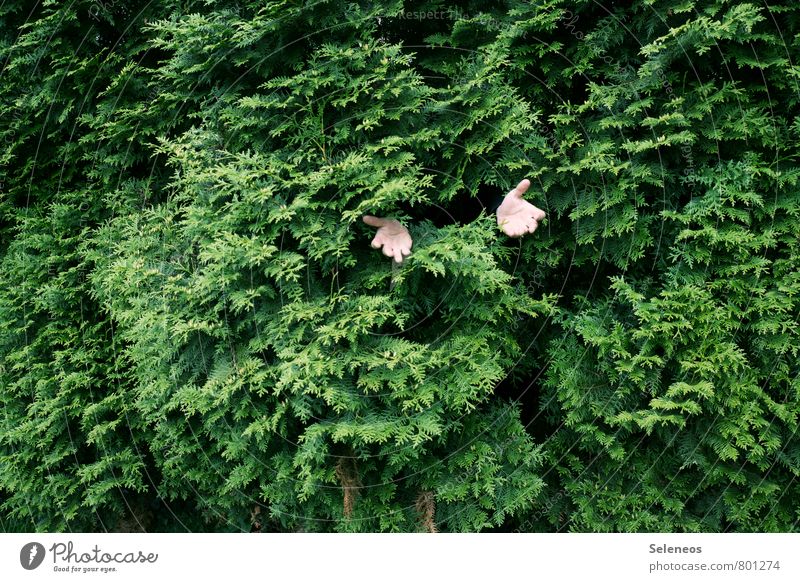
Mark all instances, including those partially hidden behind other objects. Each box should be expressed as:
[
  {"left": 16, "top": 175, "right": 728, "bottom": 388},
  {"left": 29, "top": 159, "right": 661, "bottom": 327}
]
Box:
[
  {"left": 362, "top": 215, "right": 413, "bottom": 263},
  {"left": 496, "top": 179, "right": 547, "bottom": 238}
]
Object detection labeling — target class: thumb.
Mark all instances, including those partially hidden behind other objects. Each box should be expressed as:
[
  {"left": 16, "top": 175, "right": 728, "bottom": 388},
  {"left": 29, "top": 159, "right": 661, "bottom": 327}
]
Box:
[
  {"left": 509, "top": 178, "right": 531, "bottom": 199},
  {"left": 362, "top": 215, "right": 387, "bottom": 228}
]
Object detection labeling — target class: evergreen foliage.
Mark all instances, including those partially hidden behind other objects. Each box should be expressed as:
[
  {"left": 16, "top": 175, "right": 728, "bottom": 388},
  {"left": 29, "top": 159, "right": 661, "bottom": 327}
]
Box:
[{"left": 1, "top": 0, "right": 798, "bottom": 531}]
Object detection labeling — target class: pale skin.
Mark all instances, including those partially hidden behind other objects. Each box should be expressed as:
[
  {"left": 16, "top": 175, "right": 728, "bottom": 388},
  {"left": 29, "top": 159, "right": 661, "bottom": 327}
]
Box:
[
  {"left": 363, "top": 178, "right": 546, "bottom": 263},
  {"left": 496, "top": 178, "right": 547, "bottom": 238},
  {"left": 362, "top": 215, "right": 413, "bottom": 263}
]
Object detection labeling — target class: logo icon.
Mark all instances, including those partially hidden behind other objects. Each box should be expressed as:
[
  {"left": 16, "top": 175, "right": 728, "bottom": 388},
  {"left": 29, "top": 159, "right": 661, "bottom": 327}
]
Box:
[{"left": 20, "top": 542, "right": 46, "bottom": 570}]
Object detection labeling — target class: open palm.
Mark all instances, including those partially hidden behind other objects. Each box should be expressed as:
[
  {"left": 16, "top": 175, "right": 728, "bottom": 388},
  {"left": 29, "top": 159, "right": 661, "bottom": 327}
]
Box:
[
  {"left": 362, "top": 215, "right": 413, "bottom": 263},
  {"left": 496, "top": 179, "right": 547, "bottom": 238}
]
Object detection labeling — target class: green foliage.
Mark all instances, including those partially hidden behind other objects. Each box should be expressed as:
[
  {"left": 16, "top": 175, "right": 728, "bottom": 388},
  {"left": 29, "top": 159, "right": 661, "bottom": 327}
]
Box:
[{"left": 1, "top": 0, "right": 798, "bottom": 532}]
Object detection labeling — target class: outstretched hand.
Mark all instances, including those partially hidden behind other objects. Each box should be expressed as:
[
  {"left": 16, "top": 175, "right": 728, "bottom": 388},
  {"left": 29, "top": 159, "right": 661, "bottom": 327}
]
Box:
[
  {"left": 362, "top": 215, "right": 413, "bottom": 263},
  {"left": 496, "top": 179, "right": 547, "bottom": 238}
]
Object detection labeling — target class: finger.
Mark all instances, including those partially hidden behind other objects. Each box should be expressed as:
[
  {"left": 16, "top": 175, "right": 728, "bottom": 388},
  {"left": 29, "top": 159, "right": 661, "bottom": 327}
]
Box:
[
  {"left": 531, "top": 206, "right": 547, "bottom": 221},
  {"left": 400, "top": 246, "right": 411, "bottom": 257},
  {"left": 393, "top": 247, "right": 403, "bottom": 263},
  {"left": 382, "top": 244, "right": 394, "bottom": 258},
  {"left": 370, "top": 234, "right": 383, "bottom": 249},
  {"left": 526, "top": 220, "right": 539, "bottom": 234},
  {"left": 509, "top": 178, "right": 531, "bottom": 199},
  {"left": 362, "top": 215, "right": 386, "bottom": 228}
]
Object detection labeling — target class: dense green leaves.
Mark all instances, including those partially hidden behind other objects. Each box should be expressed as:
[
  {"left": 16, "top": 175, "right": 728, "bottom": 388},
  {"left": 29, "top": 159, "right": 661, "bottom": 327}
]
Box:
[{"left": 1, "top": 0, "right": 798, "bottom": 532}]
